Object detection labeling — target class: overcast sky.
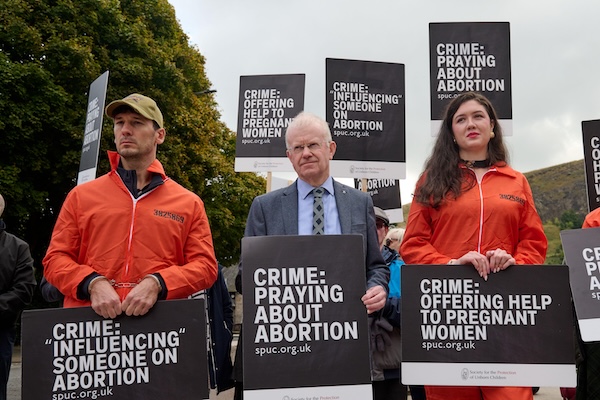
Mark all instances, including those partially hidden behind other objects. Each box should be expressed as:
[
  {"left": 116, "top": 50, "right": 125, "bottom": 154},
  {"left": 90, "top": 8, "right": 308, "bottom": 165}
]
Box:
[{"left": 169, "top": 0, "right": 600, "bottom": 204}]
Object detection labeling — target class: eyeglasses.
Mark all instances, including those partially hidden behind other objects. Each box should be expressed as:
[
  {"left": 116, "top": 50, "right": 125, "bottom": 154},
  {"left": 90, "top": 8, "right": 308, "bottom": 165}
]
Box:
[{"left": 288, "top": 141, "right": 326, "bottom": 154}]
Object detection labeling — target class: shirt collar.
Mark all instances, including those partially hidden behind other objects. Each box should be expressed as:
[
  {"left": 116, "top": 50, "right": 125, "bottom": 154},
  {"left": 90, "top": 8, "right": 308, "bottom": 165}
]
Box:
[{"left": 298, "top": 176, "right": 335, "bottom": 200}]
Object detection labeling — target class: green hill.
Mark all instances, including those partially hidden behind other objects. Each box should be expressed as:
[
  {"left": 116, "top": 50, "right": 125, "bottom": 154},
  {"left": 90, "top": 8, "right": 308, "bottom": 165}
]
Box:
[{"left": 526, "top": 159, "right": 588, "bottom": 223}]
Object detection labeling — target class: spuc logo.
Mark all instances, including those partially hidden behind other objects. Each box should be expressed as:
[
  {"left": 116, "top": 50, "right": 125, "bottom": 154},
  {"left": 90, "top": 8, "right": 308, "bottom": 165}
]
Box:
[{"left": 461, "top": 368, "right": 469, "bottom": 381}]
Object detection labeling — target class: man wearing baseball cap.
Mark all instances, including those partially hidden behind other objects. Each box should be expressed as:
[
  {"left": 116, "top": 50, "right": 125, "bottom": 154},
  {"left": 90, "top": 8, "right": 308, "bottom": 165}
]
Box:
[
  {"left": 105, "top": 93, "right": 164, "bottom": 129},
  {"left": 371, "top": 207, "right": 407, "bottom": 400},
  {"left": 44, "top": 93, "right": 218, "bottom": 318}
]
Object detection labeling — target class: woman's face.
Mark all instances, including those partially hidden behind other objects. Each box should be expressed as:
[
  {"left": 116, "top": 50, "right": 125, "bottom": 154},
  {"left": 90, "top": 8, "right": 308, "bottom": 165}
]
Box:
[
  {"left": 451, "top": 99, "right": 495, "bottom": 158},
  {"left": 387, "top": 236, "right": 401, "bottom": 252}
]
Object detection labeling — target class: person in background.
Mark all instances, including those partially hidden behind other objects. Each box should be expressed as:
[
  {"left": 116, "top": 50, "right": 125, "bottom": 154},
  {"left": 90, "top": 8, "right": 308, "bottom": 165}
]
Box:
[
  {"left": 39, "top": 276, "right": 62, "bottom": 304},
  {"left": 0, "top": 194, "right": 36, "bottom": 400},
  {"left": 43, "top": 93, "right": 217, "bottom": 318},
  {"left": 384, "top": 225, "right": 427, "bottom": 400},
  {"left": 401, "top": 91, "right": 547, "bottom": 400},
  {"left": 233, "top": 111, "right": 389, "bottom": 399},
  {"left": 384, "top": 227, "right": 404, "bottom": 254},
  {"left": 370, "top": 207, "right": 405, "bottom": 400},
  {"left": 574, "top": 209, "right": 600, "bottom": 399},
  {"left": 206, "top": 264, "right": 234, "bottom": 394}
]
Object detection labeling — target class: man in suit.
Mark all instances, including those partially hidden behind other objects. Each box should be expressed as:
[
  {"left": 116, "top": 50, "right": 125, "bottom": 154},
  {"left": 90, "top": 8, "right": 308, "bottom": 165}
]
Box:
[
  {"left": 232, "top": 111, "right": 389, "bottom": 399},
  {"left": 243, "top": 111, "right": 388, "bottom": 307}
]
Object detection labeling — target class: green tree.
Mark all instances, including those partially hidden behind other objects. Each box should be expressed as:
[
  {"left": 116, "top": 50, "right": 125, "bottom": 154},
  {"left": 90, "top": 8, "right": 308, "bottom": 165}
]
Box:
[
  {"left": 557, "top": 209, "right": 584, "bottom": 231},
  {"left": 544, "top": 209, "right": 585, "bottom": 265},
  {"left": 543, "top": 222, "right": 564, "bottom": 265},
  {"left": 0, "top": 0, "right": 264, "bottom": 276}
]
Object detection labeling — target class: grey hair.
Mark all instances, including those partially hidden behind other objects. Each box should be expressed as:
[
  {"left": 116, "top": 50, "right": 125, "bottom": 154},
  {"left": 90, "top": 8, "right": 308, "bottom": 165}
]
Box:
[
  {"left": 385, "top": 227, "right": 405, "bottom": 242},
  {"left": 285, "top": 111, "right": 332, "bottom": 149}
]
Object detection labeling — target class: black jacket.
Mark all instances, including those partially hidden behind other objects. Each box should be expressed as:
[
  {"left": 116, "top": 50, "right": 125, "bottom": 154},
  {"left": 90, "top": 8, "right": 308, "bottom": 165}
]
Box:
[
  {"left": 0, "top": 220, "right": 36, "bottom": 327},
  {"left": 207, "top": 265, "right": 235, "bottom": 393}
]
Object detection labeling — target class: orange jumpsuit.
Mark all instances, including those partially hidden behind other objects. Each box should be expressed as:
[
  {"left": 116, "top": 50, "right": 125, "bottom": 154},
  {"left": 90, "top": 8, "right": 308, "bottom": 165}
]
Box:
[
  {"left": 401, "top": 164, "right": 547, "bottom": 400},
  {"left": 583, "top": 208, "right": 600, "bottom": 228},
  {"left": 43, "top": 151, "right": 217, "bottom": 307}
]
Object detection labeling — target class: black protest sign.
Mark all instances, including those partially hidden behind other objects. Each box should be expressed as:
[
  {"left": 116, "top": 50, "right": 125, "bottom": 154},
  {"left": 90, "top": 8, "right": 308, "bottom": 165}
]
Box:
[
  {"left": 561, "top": 227, "right": 600, "bottom": 341},
  {"left": 234, "top": 74, "right": 305, "bottom": 172},
  {"left": 326, "top": 58, "right": 405, "bottom": 179},
  {"left": 429, "top": 22, "right": 512, "bottom": 134},
  {"left": 241, "top": 235, "right": 372, "bottom": 399},
  {"left": 582, "top": 120, "right": 600, "bottom": 212},
  {"left": 354, "top": 178, "right": 403, "bottom": 223},
  {"left": 401, "top": 265, "right": 575, "bottom": 387},
  {"left": 21, "top": 299, "right": 208, "bottom": 400},
  {"left": 77, "top": 70, "right": 109, "bottom": 185}
]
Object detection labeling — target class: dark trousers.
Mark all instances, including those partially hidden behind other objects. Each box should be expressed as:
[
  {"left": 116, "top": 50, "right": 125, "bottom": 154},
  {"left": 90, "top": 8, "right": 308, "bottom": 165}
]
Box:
[
  {"left": 409, "top": 385, "right": 427, "bottom": 400},
  {"left": 372, "top": 379, "right": 407, "bottom": 400},
  {"left": 233, "top": 328, "right": 243, "bottom": 400},
  {"left": 0, "top": 327, "right": 16, "bottom": 400}
]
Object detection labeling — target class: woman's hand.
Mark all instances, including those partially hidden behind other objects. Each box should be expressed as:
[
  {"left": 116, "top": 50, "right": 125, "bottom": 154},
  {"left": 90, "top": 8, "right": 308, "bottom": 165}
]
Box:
[
  {"left": 454, "top": 251, "right": 492, "bottom": 281},
  {"left": 486, "top": 248, "right": 515, "bottom": 274}
]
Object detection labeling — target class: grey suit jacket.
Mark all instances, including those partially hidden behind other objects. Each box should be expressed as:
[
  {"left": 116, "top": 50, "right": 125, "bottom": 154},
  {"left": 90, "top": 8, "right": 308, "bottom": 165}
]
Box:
[{"left": 240, "top": 179, "right": 389, "bottom": 293}]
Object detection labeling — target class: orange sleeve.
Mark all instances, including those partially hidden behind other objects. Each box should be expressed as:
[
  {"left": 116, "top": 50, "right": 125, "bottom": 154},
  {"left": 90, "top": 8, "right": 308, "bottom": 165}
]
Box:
[
  {"left": 401, "top": 197, "right": 452, "bottom": 265},
  {"left": 513, "top": 176, "right": 547, "bottom": 265},
  {"left": 43, "top": 190, "right": 98, "bottom": 300},
  {"left": 159, "top": 199, "right": 218, "bottom": 298},
  {"left": 583, "top": 208, "right": 600, "bottom": 228}
]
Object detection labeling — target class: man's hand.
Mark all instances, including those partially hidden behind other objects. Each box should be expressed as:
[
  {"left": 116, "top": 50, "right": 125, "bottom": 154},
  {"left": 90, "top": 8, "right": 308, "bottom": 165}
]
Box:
[
  {"left": 90, "top": 279, "right": 122, "bottom": 319},
  {"left": 361, "top": 285, "right": 387, "bottom": 314},
  {"left": 121, "top": 277, "right": 161, "bottom": 316}
]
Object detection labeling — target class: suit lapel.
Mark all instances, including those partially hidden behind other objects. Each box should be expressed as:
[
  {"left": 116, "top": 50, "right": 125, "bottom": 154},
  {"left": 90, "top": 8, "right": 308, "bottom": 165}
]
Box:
[
  {"left": 281, "top": 182, "right": 299, "bottom": 235},
  {"left": 333, "top": 180, "right": 352, "bottom": 234}
]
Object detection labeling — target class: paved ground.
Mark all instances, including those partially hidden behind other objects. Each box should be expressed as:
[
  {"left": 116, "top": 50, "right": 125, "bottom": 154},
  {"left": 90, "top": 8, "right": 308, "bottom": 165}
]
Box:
[{"left": 8, "top": 345, "right": 568, "bottom": 399}]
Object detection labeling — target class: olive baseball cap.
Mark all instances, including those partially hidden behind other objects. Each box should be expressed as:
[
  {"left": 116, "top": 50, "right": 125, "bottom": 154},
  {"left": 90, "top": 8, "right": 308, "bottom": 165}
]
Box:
[{"left": 105, "top": 93, "right": 164, "bottom": 128}]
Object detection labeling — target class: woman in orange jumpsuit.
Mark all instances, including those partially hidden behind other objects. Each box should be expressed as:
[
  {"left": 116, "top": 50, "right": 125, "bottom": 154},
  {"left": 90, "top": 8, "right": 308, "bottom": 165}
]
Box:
[{"left": 401, "top": 92, "right": 547, "bottom": 400}]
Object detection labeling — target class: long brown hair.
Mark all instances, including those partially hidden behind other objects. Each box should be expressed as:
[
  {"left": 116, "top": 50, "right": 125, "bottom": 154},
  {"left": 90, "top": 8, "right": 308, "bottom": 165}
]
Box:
[{"left": 415, "top": 92, "right": 509, "bottom": 208}]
